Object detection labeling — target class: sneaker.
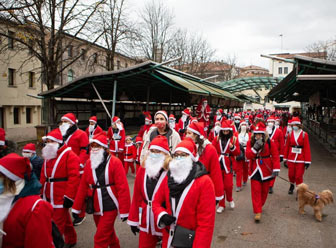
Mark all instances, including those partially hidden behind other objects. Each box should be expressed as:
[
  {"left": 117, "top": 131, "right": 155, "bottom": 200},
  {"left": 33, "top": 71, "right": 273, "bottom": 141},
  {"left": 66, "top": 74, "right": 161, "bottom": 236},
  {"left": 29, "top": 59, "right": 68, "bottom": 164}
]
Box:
[
  {"left": 288, "top": 184, "right": 295, "bottom": 195},
  {"left": 216, "top": 206, "right": 225, "bottom": 213},
  {"left": 73, "top": 216, "right": 86, "bottom": 226},
  {"left": 254, "top": 213, "right": 261, "bottom": 222},
  {"left": 229, "top": 201, "right": 235, "bottom": 209},
  {"left": 236, "top": 187, "right": 241, "bottom": 192},
  {"left": 242, "top": 182, "right": 247, "bottom": 186},
  {"left": 269, "top": 187, "right": 273, "bottom": 194}
]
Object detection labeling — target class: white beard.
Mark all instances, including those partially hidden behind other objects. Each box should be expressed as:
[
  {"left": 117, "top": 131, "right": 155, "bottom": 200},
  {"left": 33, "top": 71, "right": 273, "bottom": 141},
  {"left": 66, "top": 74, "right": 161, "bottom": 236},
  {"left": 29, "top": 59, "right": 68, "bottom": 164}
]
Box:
[
  {"left": 145, "top": 154, "right": 165, "bottom": 179},
  {"left": 59, "top": 123, "right": 71, "bottom": 136},
  {"left": 90, "top": 148, "right": 105, "bottom": 169},
  {"left": 116, "top": 123, "right": 123, "bottom": 130},
  {"left": 266, "top": 126, "right": 273, "bottom": 135},
  {"left": 42, "top": 143, "right": 59, "bottom": 160},
  {"left": 181, "top": 115, "right": 187, "bottom": 122},
  {"left": 216, "top": 115, "right": 221, "bottom": 120},
  {"left": 89, "top": 125, "right": 95, "bottom": 133},
  {"left": 169, "top": 122, "right": 175, "bottom": 129},
  {"left": 169, "top": 157, "right": 193, "bottom": 184},
  {"left": 22, "top": 152, "right": 33, "bottom": 158},
  {"left": 214, "top": 125, "right": 221, "bottom": 135}
]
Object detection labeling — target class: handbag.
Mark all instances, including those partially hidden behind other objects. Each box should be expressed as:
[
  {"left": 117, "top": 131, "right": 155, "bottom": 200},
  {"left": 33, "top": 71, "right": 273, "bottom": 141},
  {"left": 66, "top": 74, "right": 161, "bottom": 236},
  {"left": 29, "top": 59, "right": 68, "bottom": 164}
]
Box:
[{"left": 171, "top": 225, "right": 195, "bottom": 248}]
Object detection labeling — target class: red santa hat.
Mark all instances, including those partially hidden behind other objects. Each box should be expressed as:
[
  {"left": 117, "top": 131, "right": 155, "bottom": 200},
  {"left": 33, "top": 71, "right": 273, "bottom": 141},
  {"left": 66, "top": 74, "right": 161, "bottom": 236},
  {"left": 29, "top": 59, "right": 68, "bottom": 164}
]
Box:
[
  {"left": 43, "top": 128, "right": 63, "bottom": 143},
  {"left": 174, "top": 138, "right": 197, "bottom": 162},
  {"left": 187, "top": 122, "right": 206, "bottom": 139},
  {"left": 239, "top": 120, "right": 247, "bottom": 128},
  {"left": 61, "top": 113, "right": 77, "bottom": 125},
  {"left": 0, "top": 153, "right": 31, "bottom": 181},
  {"left": 125, "top": 135, "right": 132, "bottom": 141},
  {"left": 0, "top": 128, "right": 5, "bottom": 146},
  {"left": 254, "top": 122, "right": 266, "bottom": 134},
  {"left": 154, "top": 110, "right": 168, "bottom": 122},
  {"left": 112, "top": 116, "right": 120, "bottom": 124},
  {"left": 216, "top": 109, "right": 223, "bottom": 114},
  {"left": 169, "top": 114, "right": 176, "bottom": 121},
  {"left": 190, "top": 117, "right": 198, "bottom": 123},
  {"left": 89, "top": 116, "right": 97, "bottom": 123},
  {"left": 90, "top": 133, "right": 108, "bottom": 149},
  {"left": 135, "top": 136, "right": 143, "bottom": 144},
  {"left": 287, "top": 119, "right": 293, "bottom": 125},
  {"left": 267, "top": 116, "right": 276, "bottom": 122},
  {"left": 221, "top": 120, "right": 233, "bottom": 131},
  {"left": 22, "top": 143, "right": 36, "bottom": 154},
  {"left": 148, "top": 135, "right": 169, "bottom": 154},
  {"left": 233, "top": 113, "right": 241, "bottom": 120},
  {"left": 144, "top": 112, "right": 152, "bottom": 122},
  {"left": 291, "top": 117, "right": 301, "bottom": 125},
  {"left": 201, "top": 99, "right": 208, "bottom": 104},
  {"left": 182, "top": 108, "right": 190, "bottom": 116}
]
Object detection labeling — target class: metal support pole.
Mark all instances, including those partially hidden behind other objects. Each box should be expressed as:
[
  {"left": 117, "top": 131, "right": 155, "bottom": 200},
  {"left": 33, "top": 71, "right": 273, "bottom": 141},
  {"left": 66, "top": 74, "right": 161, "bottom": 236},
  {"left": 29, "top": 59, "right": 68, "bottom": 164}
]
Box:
[
  {"left": 112, "top": 80, "right": 117, "bottom": 118},
  {"left": 146, "top": 85, "right": 150, "bottom": 111},
  {"left": 91, "top": 83, "right": 111, "bottom": 119}
]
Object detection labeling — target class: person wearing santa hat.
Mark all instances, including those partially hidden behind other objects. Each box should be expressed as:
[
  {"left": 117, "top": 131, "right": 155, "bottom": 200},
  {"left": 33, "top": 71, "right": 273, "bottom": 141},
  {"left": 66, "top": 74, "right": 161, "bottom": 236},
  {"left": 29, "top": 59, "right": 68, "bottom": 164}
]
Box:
[
  {"left": 213, "top": 109, "right": 224, "bottom": 126},
  {"left": 85, "top": 116, "right": 103, "bottom": 139},
  {"left": 284, "top": 117, "right": 311, "bottom": 194},
  {"left": 245, "top": 122, "right": 280, "bottom": 222},
  {"left": 0, "top": 128, "right": 16, "bottom": 159},
  {"left": 177, "top": 108, "right": 191, "bottom": 139},
  {"left": 107, "top": 116, "right": 126, "bottom": 161},
  {"left": 138, "top": 112, "right": 153, "bottom": 139},
  {"left": 232, "top": 114, "right": 241, "bottom": 133},
  {"left": 135, "top": 136, "right": 143, "bottom": 172},
  {"left": 0, "top": 153, "right": 54, "bottom": 248},
  {"left": 22, "top": 143, "right": 44, "bottom": 180},
  {"left": 185, "top": 121, "right": 224, "bottom": 204},
  {"left": 123, "top": 136, "right": 137, "bottom": 175},
  {"left": 212, "top": 120, "right": 240, "bottom": 213},
  {"left": 72, "top": 133, "right": 130, "bottom": 248},
  {"left": 196, "top": 99, "right": 211, "bottom": 133},
  {"left": 152, "top": 138, "right": 216, "bottom": 248},
  {"left": 208, "top": 120, "right": 222, "bottom": 143},
  {"left": 235, "top": 120, "right": 251, "bottom": 192},
  {"left": 266, "top": 116, "right": 284, "bottom": 194},
  {"left": 168, "top": 114, "right": 178, "bottom": 132},
  {"left": 128, "top": 135, "right": 172, "bottom": 248},
  {"left": 140, "top": 110, "right": 181, "bottom": 164},
  {"left": 40, "top": 128, "right": 81, "bottom": 247}
]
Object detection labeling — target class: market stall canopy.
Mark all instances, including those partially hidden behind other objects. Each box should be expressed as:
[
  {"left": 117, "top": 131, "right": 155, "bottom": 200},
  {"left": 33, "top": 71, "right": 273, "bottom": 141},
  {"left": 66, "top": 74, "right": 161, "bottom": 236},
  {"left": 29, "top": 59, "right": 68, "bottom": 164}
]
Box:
[
  {"left": 39, "top": 60, "right": 241, "bottom": 103},
  {"left": 268, "top": 56, "right": 336, "bottom": 103}
]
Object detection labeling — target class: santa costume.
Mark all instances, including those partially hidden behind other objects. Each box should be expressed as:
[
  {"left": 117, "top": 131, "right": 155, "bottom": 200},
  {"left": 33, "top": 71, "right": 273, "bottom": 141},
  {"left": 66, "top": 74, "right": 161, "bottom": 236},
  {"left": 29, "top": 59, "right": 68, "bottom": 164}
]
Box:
[
  {"left": 245, "top": 122, "right": 280, "bottom": 221},
  {"left": 213, "top": 109, "right": 224, "bottom": 126},
  {"left": 107, "top": 116, "right": 125, "bottom": 161},
  {"left": 86, "top": 116, "right": 103, "bottom": 139},
  {"left": 135, "top": 136, "right": 143, "bottom": 172},
  {"left": 212, "top": 120, "right": 240, "bottom": 211},
  {"left": 177, "top": 108, "right": 191, "bottom": 139},
  {"left": 152, "top": 139, "right": 216, "bottom": 248},
  {"left": 196, "top": 99, "right": 211, "bottom": 132},
  {"left": 138, "top": 112, "right": 153, "bottom": 139},
  {"left": 0, "top": 153, "right": 54, "bottom": 248},
  {"left": 72, "top": 133, "right": 130, "bottom": 248},
  {"left": 22, "top": 142, "right": 44, "bottom": 180},
  {"left": 40, "top": 128, "right": 80, "bottom": 246},
  {"left": 123, "top": 136, "right": 137, "bottom": 175},
  {"left": 128, "top": 136, "right": 170, "bottom": 248}
]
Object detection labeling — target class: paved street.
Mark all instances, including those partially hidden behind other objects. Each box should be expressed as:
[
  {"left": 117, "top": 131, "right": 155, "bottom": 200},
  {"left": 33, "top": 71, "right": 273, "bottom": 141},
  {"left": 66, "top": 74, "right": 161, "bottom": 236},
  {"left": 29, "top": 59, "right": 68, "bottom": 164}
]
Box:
[{"left": 75, "top": 133, "right": 336, "bottom": 248}]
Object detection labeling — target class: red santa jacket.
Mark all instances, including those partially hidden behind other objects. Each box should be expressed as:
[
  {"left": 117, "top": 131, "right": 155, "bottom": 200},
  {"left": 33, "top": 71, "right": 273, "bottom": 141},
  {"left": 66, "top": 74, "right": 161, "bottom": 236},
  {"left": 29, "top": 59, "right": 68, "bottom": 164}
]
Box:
[
  {"left": 196, "top": 104, "right": 211, "bottom": 124},
  {"left": 40, "top": 145, "right": 81, "bottom": 208},
  {"left": 212, "top": 136, "right": 240, "bottom": 174},
  {"left": 198, "top": 142, "right": 224, "bottom": 201},
  {"left": 269, "top": 128, "right": 285, "bottom": 157},
  {"left": 284, "top": 130, "right": 311, "bottom": 164},
  {"left": 246, "top": 138, "right": 280, "bottom": 180},
  {"left": 153, "top": 171, "right": 216, "bottom": 248},
  {"left": 65, "top": 129, "right": 89, "bottom": 169},
  {"left": 138, "top": 124, "right": 151, "bottom": 139},
  {"left": 128, "top": 167, "right": 166, "bottom": 236},
  {"left": 136, "top": 143, "right": 143, "bottom": 164},
  {"left": 85, "top": 125, "right": 103, "bottom": 139},
  {"left": 3, "top": 196, "right": 54, "bottom": 248},
  {"left": 124, "top": 143, "right": 137, "bottom": 162},
  {"left": 177, "top": 118, "right": 191, "bottom": 139},
  {"left": 72, "top": 155, "right": 130, "bottom": 217},
  {"left": 107, "top": 126, "right": 125, "bottom": 153}
]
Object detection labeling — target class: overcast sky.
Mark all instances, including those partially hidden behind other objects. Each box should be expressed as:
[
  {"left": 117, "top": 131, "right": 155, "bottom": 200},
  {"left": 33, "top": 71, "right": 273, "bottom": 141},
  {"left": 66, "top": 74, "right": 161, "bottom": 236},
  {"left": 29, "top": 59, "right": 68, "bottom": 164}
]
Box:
[{"left": 128, "top": 0, "right": 336, "bottom": 69}]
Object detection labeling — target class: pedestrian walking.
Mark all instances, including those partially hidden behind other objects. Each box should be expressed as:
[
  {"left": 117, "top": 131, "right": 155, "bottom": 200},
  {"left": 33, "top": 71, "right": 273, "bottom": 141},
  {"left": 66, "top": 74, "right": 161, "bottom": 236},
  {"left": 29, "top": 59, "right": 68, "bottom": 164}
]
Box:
[
  {"left": 123, "top": 136, "right": 136, "bottom": 175},
  {"left": 22, "top": 143, "right": 43, "bottom": 180},
  {"left": 85, "top": 116, "right": 103, "bottom": 139}
]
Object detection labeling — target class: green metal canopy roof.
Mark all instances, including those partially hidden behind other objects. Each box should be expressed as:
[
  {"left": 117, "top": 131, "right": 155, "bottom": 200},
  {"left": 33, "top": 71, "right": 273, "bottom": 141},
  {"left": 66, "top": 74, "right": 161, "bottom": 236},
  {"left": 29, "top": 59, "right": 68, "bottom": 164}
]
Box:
[{"left": 217, "top": 76, "right": 282, "bottom": 93}]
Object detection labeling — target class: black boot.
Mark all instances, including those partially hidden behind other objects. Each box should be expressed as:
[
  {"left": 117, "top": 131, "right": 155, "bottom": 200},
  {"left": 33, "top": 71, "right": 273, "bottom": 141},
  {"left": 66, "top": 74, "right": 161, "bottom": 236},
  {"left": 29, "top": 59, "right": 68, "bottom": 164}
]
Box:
[
  {"left": 288, "top": 184, "right": 295, "bottom": 194},
  {"left": 269, "top": 187, "right": 273, "bottom": 194}
]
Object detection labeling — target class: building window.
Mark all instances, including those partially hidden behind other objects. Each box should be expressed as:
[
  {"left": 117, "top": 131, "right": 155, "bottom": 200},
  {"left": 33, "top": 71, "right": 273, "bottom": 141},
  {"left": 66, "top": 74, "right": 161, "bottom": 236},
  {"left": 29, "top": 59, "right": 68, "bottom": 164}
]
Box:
[
  {"left": 117, "top": 60, "right": 120, "bottom": 69},
  {"left": 67, "top": 69, "right": 74, "bottom": 82},
  {"left": 67, "top": 45, "right": 73, "bottom": 58},
  {"left": 81, "top": 49, "right": 86, "bottom": 61},
  {"left": 278, "top": 67, "right": 283, "bottom": 74},
  {"left": 29, "top": 71, "right": 35, "bottom": 88},
  {"left": 14, "top": 107, "right": 20, "bottom": 124},
  {"left": 93, "top": 53, "right": 98, "bottom": 64},
  {"left": 26, "top": 107, "right": 32, "bottom": 124},
  {"left": 284, "top": 67, "right": 288, "bottom": 74},
  {"left": 8, "top": 31, "right": 14, "bottom": 49},
  {"left": 125, "top": 63, "right": 128, "bottom": 68},
  {"left": 8, "top": 68, "right": 15, "bottom": 86}
]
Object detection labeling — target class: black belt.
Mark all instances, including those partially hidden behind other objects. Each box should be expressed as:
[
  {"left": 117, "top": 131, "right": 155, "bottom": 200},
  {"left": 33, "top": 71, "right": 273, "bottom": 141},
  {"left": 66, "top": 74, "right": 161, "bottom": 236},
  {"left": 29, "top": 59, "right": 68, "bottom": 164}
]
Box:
[
  {"left": 144, "top": 199, "right": 153, "bottom": 207},
  {"left": 89, "top": 183, "right": 114, "bottom": 189},
  {"left": 221, "top": 153, "right": 231, "bottom": 157},
  {"left": 46, "top": 177, "right": 68, "bottom": 183},
  {"left": 125, "top": 154, "right": 132, "bottom": 156},
  {"left": 255, "top": 155, "right": 271, "bottom": 159},
  {"left": 291, "top": 146, "right": 303, "bottom": 148}
]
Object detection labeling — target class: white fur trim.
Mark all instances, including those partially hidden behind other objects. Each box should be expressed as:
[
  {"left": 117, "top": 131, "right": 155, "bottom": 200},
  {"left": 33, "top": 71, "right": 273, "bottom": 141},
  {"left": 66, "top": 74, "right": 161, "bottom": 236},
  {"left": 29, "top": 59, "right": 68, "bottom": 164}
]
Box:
[
  {"left": 22, "top": 149, "right": 36, "bottom": 153},
  {"left": 0, "top": 165, "right": 21, "bottom": 181},
  {"left": 291, "top": 121, "right": 301, "bottom": 125},
  {"left": 89, "top": 138, "right": 108, "bottom": 148},
  {"left": 0, "top": 141, "right": 5, "bottom": 146},
  {"left": 220, "top": 127, "right": 232, "bottom": 131},
  {"left": 45, "top": 135, "right": 63, "bottom": 144},
  {"left": 216, "top": 195, "right": 224, "bottom": 201},
  {"left": 253, "top": 130, "right": 265, "bottom": 134},
  {"left": 31, "top": 199, "right": 42, "bottom": 212},
  {"left": 61, "top": 116, "right": 75, "bottom": 125},
  {"left": 157, "top": 211, "right": 168, "bottom": 229},
  {"left": 174, "top": 147, "right": 197, "bottom": 161},
  {"left": 72, "top": 209, "right": 81, "bottom": 214},
  {"left": 120, "top": 213, "right": 129, "bottom": 218},
  {"left": 187, "top": 127, "right": 200, "bottom": 136},
  {"left": 155, "top": 111, "right": 168, "bottom": 121},
  {"left": 127, "top": 220, "right": 139, "bottom": 226},
  {"left": 149, "top": 145, "right": 169, "bottom": 154},
  {"left": 273, "top": 169, "right": 280, "bottom": 172},
  {"left": 89, "top": 120, "right": 97, "bottom": 123},
  {"left": 251, "top": 148, "right": 257, "bottom": 154}
]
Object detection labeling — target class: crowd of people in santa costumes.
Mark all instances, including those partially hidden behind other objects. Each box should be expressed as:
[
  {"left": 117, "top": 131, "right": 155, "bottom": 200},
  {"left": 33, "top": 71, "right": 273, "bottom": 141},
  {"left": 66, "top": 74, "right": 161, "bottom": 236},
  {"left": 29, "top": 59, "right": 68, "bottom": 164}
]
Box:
[{"left": 86, "top": 116, "right": 103, "bottom": 139}]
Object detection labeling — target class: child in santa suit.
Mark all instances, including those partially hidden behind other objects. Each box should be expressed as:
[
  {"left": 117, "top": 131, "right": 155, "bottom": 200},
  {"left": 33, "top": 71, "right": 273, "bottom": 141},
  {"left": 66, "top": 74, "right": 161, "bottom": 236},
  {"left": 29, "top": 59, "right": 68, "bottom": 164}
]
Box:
[
  {"left": 40, "top": 128, "right": 80, "bottom": 247},
  {"left": 152, "top": 138, "right": 216, "bottom": 248},
  {"left": 212, "top": 120, "right": 240, "bottom": 213},
  {"left": 72, "top": 133, "right": 130, "bottom": 248},
  {"left": 0, "top": 153, "right": 54, "bottom": 248},
  {"left": 107, "top": 116, "right": 126, "bottom": 161},
  {"left": 123, "top": 136, "right": 136, "bottom": 175},
  {"left": 284, "top": 117, "right": 311, "bottom": 194},
  {"left": 128, "top": 136, "right": 172, "bottom": 248},
  {"left": 135, "top": 136, "right": 143, "bottom": 172},
  {"left": 86, "top": 116, "right": 103, "bottom": 139},
  {"left": 245, "top": 122, "right": 280, "bottom": 222}
]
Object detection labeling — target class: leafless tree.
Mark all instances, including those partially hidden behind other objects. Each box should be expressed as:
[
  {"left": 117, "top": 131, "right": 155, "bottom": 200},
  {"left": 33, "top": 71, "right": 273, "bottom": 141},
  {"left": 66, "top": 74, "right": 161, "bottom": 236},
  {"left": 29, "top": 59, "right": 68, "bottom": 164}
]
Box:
[
  {"left": 222, "top": 54, "right": 240, "bottom": 81},
  {"left": 305, "top": 37, "right": 336, "bottom": 61}
]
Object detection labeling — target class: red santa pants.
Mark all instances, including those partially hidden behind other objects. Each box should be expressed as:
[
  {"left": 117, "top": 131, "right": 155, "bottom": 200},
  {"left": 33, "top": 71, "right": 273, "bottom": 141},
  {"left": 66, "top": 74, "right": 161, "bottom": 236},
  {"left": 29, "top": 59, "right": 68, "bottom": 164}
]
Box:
[
  {"left": 250, "top": 179, "right": 270, "bottom": 213},
  {"left": 124, "top": 161, "right": 135, "bottom": 175},
  {"left": 53, "top": 208, "right": 77, "bottom": 244},
  {"left": 139, "top": 230, "right": 160, "bottom": 248},
  {"left": 269, "top": 177, "right": 276, "bottom": 188},
  {"left": 235, "top": 160, "right": 248, "bottom": 187},
  {"left": 136, "top": 161, "right": 141, "bottom": 173},
  {"left": 93, "top": 210, "right": 120, "bottom": 248},
  {"left": 287, "top": 162, "right": 305, "bottom": 185},
  {"left": 219, "top": 170, "right": 233, "bottom": 208}
]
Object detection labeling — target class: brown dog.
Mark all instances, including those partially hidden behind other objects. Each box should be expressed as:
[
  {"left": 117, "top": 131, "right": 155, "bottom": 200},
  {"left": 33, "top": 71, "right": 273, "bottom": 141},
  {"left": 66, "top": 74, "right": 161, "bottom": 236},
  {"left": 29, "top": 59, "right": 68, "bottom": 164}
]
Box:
[{"left": 297, "top": 183, "right": 333, "bottom": 221}]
